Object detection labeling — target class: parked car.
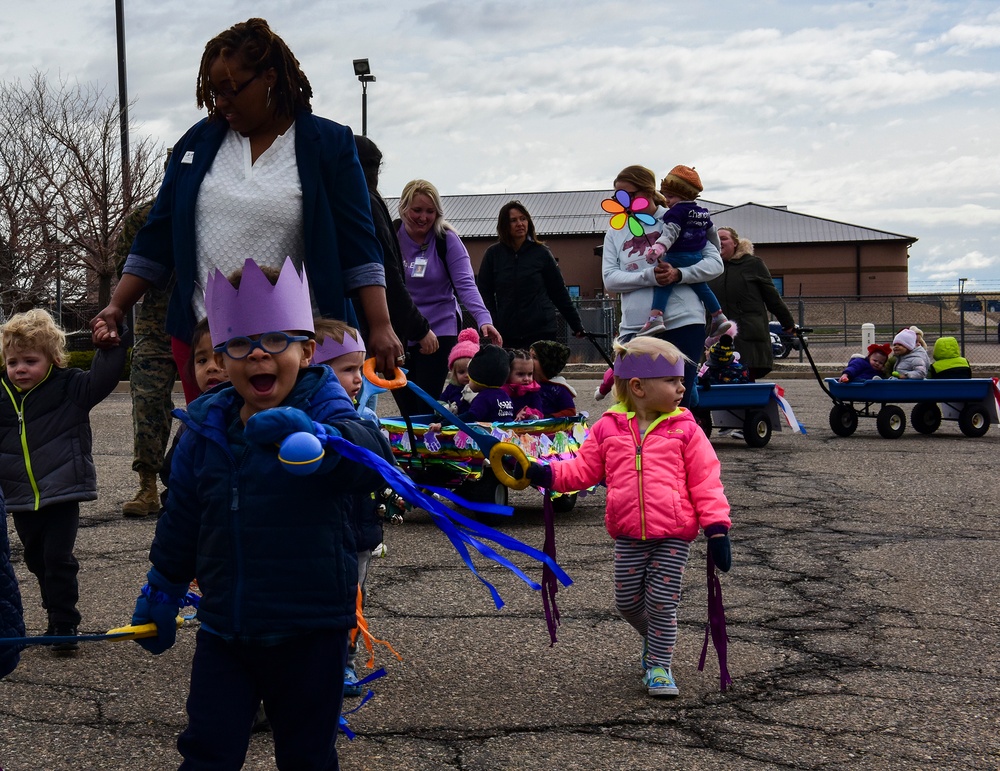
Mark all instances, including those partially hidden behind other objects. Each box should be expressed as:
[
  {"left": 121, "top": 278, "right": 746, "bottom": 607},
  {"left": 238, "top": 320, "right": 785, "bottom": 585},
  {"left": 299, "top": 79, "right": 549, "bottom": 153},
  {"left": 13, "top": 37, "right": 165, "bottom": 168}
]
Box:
[{"left": 769, "top": 322, "right": 807, "bottom": 358}]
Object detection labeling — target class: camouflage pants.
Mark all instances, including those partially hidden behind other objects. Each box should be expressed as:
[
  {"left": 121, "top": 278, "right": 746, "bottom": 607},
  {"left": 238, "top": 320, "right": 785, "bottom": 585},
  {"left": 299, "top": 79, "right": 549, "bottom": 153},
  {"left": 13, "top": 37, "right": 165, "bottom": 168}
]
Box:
[{"left": 130, "top": 290, "right": 178, "bottom": 475}]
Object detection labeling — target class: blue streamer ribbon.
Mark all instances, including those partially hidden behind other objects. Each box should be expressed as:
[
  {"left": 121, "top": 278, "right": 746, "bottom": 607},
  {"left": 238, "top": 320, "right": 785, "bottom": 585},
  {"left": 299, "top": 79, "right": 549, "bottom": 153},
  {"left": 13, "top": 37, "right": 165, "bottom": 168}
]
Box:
[
  {"left": 319, "top": 430, "right": 572, "bottom": 608},
  {"left": 338, "top": 668, "right": 386, "bottom": 739}
]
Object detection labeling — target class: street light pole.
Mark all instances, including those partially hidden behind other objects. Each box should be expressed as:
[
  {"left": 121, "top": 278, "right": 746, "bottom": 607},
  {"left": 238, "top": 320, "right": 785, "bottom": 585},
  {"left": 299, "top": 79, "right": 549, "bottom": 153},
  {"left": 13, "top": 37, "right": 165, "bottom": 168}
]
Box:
[
  {"left": 958, "top": 277, "right": 968, "bottom": 356},
  {"left": 352, "top": 59, "right": 376, "bottom": 136},
  {"left": 115, "top": 0, "right": 131, "bottom": 207}
]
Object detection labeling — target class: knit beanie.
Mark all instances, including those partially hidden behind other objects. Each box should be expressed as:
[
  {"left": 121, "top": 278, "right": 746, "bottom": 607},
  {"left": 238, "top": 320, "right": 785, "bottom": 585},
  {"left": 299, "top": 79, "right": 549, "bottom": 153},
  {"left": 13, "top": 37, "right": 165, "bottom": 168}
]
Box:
[
  {"left": 467, "top": 344, "right": 509, "bottom": 388},
  {"left": 892, "top": 329, "right": 916, "bottom": 351},
  {"left": 660, "top": 165, "right": 703, "bottom": 200},
  {"left": 448, "top": 328, "right": 481, "bottom": 368},
  {"left": 531, "top": 339, "right": 571, "bottom": 379},
  {"left": 867, "top": 343, "right": 891, "bottom": 358}
]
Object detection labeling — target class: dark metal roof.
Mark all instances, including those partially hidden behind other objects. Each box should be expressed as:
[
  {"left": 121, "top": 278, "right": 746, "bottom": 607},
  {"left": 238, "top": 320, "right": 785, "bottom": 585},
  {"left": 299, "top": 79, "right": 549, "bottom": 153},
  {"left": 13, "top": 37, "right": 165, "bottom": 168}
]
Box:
[
  {"left": 711, "top": 202, "right": 917, "bottom": 245},
  {"left": 384, "top": 192, "right": 915, "bottom": 245}
]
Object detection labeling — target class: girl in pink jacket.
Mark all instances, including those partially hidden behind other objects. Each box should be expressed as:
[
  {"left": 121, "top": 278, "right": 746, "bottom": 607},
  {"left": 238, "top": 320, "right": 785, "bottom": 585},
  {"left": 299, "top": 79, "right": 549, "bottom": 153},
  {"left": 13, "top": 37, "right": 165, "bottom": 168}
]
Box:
[{"left": 526, "top": 336, "right": 731, "bottom": 697}]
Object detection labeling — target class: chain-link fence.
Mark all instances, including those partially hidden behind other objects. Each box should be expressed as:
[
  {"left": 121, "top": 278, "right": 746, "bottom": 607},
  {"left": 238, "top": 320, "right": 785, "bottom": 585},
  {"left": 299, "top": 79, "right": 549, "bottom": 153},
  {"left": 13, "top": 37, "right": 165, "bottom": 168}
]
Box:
[
  {"left": 554, "top": 294, "right": 1000, "bottom": 366},
  {"left": 52, "top": 294, "right": 1000, "bottom": 366}
]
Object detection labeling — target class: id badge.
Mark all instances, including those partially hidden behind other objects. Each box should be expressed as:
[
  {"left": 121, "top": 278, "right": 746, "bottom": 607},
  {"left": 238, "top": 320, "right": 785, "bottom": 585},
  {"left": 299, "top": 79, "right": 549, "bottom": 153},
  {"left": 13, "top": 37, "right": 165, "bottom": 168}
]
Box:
[{"left": 411, "top": 256, "right": 428, "bottom": 278}]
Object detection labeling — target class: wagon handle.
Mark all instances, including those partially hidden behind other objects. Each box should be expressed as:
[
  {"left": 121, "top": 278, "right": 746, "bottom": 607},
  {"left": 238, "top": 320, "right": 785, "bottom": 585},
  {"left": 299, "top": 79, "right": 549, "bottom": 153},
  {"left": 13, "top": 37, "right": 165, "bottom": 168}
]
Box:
[
  {"left": 792, "top": 328, "right": 834, "bottom": 399},
  {"left": 581, "top": 330, "right": 616, "bottom": 369},
  {"left": 490, "top": 443, "right": 531, "bottom": 491},
  {"left": 363, "top": 357, "right": 531, "bottom": 490},
  {"left": 363, "top": 358, "right": 408, "bottom": 390}
]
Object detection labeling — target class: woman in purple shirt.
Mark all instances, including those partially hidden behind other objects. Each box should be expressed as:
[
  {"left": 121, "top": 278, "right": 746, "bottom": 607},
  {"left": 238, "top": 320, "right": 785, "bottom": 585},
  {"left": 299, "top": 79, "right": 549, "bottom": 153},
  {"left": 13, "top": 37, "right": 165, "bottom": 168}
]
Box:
[{"left": 395, "top": 179, "right": 501, "bottom": 415}]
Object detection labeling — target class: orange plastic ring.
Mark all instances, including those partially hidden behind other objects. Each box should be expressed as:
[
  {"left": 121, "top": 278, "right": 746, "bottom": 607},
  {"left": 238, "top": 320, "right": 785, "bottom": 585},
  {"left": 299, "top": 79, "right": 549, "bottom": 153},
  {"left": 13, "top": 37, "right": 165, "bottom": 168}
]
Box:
[
  {"left": 489, "top": 442, "right": 531, "bottom": 491},
  {"left": 362, "top": 357, "right": 408, "bottom": 390}
]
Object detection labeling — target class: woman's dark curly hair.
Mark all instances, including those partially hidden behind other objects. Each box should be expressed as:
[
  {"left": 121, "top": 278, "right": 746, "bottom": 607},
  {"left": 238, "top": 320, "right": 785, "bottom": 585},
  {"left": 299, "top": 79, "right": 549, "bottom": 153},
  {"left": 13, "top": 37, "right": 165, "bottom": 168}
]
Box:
[{"left": 196, "top": 18, "right": 313, "bottom": 120}]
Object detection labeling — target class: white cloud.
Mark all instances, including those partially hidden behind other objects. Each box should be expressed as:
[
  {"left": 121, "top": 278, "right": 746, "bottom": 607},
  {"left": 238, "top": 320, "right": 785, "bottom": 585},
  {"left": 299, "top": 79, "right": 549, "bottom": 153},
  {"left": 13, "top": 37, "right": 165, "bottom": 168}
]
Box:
[{"left": 3, "top": 0, "right": 999, "bottom": 288}]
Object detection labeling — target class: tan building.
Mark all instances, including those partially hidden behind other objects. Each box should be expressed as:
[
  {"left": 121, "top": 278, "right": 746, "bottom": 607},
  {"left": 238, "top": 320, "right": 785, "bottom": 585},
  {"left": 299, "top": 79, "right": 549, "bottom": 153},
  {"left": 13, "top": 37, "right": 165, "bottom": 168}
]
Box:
[{"left": 388, "top": 192, "right": 916, "bottom": 299}]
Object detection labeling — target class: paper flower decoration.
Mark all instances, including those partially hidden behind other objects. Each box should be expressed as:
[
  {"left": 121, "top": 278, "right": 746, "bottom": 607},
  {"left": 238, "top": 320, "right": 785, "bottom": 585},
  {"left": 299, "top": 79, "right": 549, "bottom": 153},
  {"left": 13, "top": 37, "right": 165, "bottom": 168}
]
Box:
[{"left": 601, "top": 189, "right": 657, "bottom": 237}]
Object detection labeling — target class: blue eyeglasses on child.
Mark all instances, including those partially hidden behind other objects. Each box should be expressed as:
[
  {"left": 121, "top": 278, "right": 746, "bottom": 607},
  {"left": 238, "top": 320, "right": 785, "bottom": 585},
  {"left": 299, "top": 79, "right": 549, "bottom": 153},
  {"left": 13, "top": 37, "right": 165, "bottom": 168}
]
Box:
[{"left": 214, "top": 331, "right": 310, "bottom": 360}]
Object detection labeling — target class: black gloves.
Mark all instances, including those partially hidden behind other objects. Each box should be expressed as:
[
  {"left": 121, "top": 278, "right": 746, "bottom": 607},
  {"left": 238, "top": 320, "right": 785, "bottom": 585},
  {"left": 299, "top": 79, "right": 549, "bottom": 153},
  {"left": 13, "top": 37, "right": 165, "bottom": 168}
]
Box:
[
  {"left": 704, "top": 524, "right": 732, "bottom": 572},
  {"left": 525, "top": 462, "right": 554, "bottom": 489}
]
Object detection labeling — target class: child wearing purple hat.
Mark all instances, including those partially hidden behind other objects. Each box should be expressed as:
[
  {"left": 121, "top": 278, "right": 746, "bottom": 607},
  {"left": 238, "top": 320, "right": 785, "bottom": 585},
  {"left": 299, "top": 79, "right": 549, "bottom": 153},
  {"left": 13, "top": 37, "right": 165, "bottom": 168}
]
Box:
[
  {"left": 523, "top": 336, "right": 732, "bottom": 698},
  {"left": 129, "top": 258, "right": 394, "bottom": 769}
]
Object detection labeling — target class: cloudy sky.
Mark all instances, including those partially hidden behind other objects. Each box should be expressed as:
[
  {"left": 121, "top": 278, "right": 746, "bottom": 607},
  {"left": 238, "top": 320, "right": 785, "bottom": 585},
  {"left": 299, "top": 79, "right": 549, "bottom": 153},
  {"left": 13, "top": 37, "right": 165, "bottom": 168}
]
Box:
[{"left": 4, "top": 0, "right": 999, "bottom": 292}]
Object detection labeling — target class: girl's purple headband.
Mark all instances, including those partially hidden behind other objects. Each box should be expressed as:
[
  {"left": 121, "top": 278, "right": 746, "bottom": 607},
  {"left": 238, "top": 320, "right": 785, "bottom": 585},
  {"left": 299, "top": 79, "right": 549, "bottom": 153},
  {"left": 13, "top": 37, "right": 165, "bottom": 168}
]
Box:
[{"left": 613, "top": 352, "right": 685, "bottom": 379}]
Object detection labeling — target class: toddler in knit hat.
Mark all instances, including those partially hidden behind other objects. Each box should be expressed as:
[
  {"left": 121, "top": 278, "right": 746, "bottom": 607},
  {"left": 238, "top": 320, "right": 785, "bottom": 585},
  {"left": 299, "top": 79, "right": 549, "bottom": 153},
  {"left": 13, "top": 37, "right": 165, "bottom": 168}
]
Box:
[
  {"left": 839, "top": 343, "right": 890, "bottom": 382},
  {"left": 888, "top": 328, "right": 929, "bottom": 380},
  {"left": 638, "top": 165, "right": 732, "bottom": 348},
  {"left": 440, "top": 328, "right": 480, "bottom": 413},
  {"left": 458, "top": 344, "right": 514, "bottom": 422}
]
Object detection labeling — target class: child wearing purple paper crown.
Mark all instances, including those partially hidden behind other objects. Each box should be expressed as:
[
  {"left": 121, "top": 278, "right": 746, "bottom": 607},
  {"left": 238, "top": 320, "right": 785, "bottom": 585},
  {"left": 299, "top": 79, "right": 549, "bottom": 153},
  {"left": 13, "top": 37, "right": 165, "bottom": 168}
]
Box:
[
  {"left": 129, "top": 258, "right": 394, "bottom": 769},
  {"left": 524, "top": 336, "right": 732, "bottom": 697},
  {"left": 312, "top": 318, "right": 388, "bottom": 698},
  {"left": 639, "top": 166, "right": 732, "bottom": 347}
]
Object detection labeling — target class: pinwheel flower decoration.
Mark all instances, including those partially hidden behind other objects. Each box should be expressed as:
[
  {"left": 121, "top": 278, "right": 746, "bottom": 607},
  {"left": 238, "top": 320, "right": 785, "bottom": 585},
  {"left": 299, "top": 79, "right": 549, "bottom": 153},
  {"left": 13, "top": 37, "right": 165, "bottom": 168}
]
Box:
[{"left": 602, "top": 189, "right": 657, "bottom": 237}]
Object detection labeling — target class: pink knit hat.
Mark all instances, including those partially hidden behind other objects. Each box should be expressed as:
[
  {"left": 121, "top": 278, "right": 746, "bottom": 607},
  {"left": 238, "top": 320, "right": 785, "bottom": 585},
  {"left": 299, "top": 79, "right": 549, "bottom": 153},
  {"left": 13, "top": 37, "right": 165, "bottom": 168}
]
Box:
[{"left": 448, "top": 328, "right": 481, "bottom": 368}]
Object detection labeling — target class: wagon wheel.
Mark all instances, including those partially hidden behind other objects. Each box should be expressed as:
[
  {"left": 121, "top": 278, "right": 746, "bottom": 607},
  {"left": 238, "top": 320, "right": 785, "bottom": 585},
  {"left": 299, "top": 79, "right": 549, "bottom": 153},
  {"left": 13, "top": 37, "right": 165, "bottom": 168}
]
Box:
[
  {"left": 958, "top": 404, "right": 990, "bottom": 438},
  {"left": 460, "top": 467, "right": 510, "bottom": 508},
  {"left": 876, "top": 405, "right": 906, "bottom": 439},
  {"left": 551, "top": 493, "right": 578, "bottom": 513},
  {"left": 829, "top": 404, "right": 858, "bottom": 437},
  {"left": 910, "top": 402, "right": 941, "bottom": 435},
  {"left": 743, "top": 410, "right": 772, "bottom": 447}
]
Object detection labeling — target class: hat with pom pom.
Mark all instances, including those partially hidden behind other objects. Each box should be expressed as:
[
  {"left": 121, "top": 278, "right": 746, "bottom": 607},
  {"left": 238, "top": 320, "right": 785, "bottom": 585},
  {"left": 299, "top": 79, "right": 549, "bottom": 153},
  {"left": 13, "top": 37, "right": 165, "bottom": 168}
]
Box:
[{"left": 448, "top": 328, "right": 481, "bottom": 368}]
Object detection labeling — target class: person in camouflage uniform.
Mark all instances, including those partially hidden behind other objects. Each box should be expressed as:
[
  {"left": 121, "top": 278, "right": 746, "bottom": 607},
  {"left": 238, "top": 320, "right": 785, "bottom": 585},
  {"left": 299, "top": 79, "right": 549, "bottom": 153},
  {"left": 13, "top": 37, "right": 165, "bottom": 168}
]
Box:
[{"left": 116, "top": 198, "right": 177, "bottom": 518}]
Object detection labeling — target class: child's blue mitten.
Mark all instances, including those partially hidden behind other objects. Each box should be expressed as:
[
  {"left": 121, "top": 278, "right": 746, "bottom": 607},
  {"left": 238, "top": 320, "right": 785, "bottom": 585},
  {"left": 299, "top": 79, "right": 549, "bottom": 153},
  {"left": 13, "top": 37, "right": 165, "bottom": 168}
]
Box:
[
  {"left": 131, "top": 567, "right": 188, "bottom": 655},
  {"left": 244, "top": 407, "right": 317, "bottom": 444}
]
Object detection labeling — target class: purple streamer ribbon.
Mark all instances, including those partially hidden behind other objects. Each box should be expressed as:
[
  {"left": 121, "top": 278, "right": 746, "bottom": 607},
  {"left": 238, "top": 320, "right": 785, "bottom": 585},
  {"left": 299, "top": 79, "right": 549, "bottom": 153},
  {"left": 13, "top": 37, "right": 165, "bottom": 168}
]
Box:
[
  {"left": 698, "top": 550, "right": 733, "bottom": 692},
  {"left": 540, "top": 490, "right": 561, "bottom": 646}
]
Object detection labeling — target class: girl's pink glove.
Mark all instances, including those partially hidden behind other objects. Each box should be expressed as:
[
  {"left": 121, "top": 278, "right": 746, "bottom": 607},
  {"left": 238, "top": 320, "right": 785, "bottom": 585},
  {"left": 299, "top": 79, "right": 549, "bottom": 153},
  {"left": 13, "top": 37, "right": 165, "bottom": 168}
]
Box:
[{"left": 645, "top": 243, "right": 666, "bottom": 259}]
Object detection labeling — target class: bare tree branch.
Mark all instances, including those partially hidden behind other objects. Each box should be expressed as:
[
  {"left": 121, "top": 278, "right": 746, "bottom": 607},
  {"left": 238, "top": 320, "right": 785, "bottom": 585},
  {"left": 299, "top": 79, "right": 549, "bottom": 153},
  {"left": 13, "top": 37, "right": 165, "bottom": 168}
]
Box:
[{"left": 0, "top": 71, "right": 164, "bottom": 324}]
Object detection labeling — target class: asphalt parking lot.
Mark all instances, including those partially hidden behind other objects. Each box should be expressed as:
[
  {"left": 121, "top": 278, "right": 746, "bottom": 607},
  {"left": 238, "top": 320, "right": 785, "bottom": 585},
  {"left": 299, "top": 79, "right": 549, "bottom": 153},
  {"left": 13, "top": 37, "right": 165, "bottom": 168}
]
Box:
[{"left": 2, "top": 375, "right": 999, "bottom": 770}]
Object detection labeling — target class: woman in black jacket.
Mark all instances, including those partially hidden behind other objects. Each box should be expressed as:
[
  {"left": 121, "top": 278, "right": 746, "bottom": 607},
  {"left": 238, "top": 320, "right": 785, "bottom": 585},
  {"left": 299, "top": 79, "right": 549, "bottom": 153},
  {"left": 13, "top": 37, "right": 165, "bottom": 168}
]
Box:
[
  {"left": 352, "top": 135, "right": 437, "bottom": 358},
  {"left": 477, "top": 201, "right": 585, "bottom": 350}
]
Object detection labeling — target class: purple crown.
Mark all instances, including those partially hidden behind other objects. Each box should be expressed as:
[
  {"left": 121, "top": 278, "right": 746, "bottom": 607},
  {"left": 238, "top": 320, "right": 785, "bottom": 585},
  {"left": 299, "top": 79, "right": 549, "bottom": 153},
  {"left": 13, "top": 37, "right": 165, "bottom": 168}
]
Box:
[
  {"left": 613, "top": 351, "right": 685, "bottom": 379},
  {"left": 205, "top": 257, "right": 315, "bottom": 347},
  {"left": 313, "top": 327, "right": 366, "bottom": 364}
]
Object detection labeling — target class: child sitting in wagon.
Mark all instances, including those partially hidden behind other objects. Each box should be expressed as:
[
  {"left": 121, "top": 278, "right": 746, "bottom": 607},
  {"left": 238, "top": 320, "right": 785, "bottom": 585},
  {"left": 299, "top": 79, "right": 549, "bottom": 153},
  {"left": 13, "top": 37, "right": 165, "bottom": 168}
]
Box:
[
  {"left": 838, "top": 343, "right": 890, "bottom": 382},
  {"left": 929, "top": 336, "right": 972, "bottom": 379},
  {"left": 887, "top": 328, "right": 929, "bottom": 380},
  {"left": 530, "top": 340, "right": 577, "bottom": 418}
]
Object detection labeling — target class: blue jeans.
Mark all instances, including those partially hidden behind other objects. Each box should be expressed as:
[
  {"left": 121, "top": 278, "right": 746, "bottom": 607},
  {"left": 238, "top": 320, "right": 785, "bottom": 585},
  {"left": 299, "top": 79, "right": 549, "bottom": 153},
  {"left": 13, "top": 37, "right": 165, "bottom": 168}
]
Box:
[
  {"left": 649, "top": 251, "right": 721, "bottom": 316},
  {"left": 179, "top": 628, "right": 348, "bottom": 770}
]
